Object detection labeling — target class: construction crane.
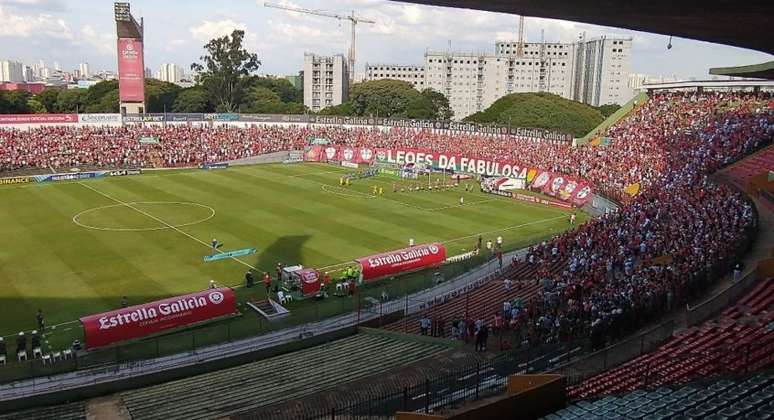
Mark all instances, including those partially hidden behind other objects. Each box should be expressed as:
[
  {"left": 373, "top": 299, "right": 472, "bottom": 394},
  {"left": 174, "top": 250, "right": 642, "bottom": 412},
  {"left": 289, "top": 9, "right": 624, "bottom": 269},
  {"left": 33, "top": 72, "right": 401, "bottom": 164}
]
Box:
[
  {"left": 264, "top": 2, "right": 375, "bottom": 83},
  {"left": 516, "top": 15, "right": 525, "bottom": 57}
]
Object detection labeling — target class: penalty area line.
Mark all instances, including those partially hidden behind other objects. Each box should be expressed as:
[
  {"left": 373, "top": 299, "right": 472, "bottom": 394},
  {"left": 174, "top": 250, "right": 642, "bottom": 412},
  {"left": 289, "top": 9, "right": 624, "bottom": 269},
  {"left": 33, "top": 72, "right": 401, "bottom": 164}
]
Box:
[{"left": 77, "top": 181, "right": 256, "bottom": 271}]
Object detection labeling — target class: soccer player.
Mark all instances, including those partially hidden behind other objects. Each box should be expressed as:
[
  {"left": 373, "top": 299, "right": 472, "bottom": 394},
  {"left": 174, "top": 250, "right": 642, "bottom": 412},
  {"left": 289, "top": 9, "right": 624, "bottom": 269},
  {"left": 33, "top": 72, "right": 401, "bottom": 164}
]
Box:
[
  {"left": 35, "top": 309, "right": 45, "bottom": 331},
  {"left": 459, "top": 196, "right": 464, "bottom": 206},
  {"left": 569, "top": 212, "right": 576, "bottom": 225},
  {"left": 211, "top": 238, "right": 218, "bottom": 255},
  {"left": 378, "top": 186, "right": 383, "bottom": 195}
]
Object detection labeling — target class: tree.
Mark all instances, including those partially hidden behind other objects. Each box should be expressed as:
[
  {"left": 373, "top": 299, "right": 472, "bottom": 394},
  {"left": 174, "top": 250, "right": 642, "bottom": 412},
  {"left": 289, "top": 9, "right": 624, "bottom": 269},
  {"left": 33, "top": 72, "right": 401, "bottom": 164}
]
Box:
[
  {"left": 1, "top": 91, "right": 32, "bottom": 113},
  {"left": 597, "top": 103, "right": 621, "bottom": 118},
  {"left": 85, "top": 89, "right": 120, "bottom": 113},
  {"left": 346, "top": 79, "right": 427, "bottom": 118},
  {"left": 173, "top": 86, "right": 209, "bottom": 113},
  {"left": 26, "top": 98, "right": 46, "bottom": 114},
  {"left": 84, "top": 80, "right": 119, "bottom": 106},
  {"left": 144, "top": 79, "right": 181, "bottom": 113},
  {"left": 36, "top": 89, "right": 60, "bottom": 113},
  {"left": 421, "top": 88, "right": 453, "bottom": 120},
  {"left": 465, "top": 92, "right": 605, "bottom": 138},
  {"left": 191, "top": 29, "right": 260, "bottom": 112},
  {"left": 54, "top": 89, "right": 87, "bottom": 113},
  {"left": 249, "top": 76, "right": 300, "bottom": 103}
]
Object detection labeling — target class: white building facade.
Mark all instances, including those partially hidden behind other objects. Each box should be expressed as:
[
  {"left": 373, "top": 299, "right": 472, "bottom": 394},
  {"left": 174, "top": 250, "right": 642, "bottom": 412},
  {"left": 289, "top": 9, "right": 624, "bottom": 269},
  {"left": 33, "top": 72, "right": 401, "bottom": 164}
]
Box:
[
  {"left": 303, "top": 53, "right": 349, "bottom": 112},
  {"left": 79, "top": 62, "right": 90, "bottom": 78},
  {"left": 364, "top": 64, "right": 425, "bottom": 89},
  {"left": 156, "top": 63, "right": 184, "bottom": 83},
  {"left": 365, "top": 37, "right": 632, "bottom": 119},
  {"left": 0, "top": 60, "right": 24, "bottom": 82}
]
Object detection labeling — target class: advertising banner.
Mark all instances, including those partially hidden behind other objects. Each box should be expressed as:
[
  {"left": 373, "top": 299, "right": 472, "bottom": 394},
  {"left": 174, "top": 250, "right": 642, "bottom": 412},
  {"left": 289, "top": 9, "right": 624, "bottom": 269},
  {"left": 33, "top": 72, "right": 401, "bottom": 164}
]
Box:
[
  {"left": 138, "top": 136, "right": 160, "bottom": 144},
  {"left": 511, "top": 193, "right": 572, "bottom": 209},
  {"left": 32, "top": 171, "right": 109, "bottom": 183},
  {"left": 0, "top": 176, "right": 31, "bottom": 185},
  {"left": 203, "top": 247, "right": 257, "bottom": 262},
  {"left": 109, "top": 169, "right": 142, "bottom": 177},
  {"left": 204, "top": 113, "right": 240, "bottom": 122},
  {"left": 200, "top": 162, "right": 229, "bottom": 170},
  {"left": 78, "top": 114, "right": 122, "bottom": 125},
  {"left": 356, "top": 243, "right": 446, "bottom": 282},
  {"left": 167, "top": 113, "right": 204, "bottom": 122},
  {"left": 117, "top": 38, "right": 145, "bottom": 102},
  {"left": 374, "top": 148, "right": 530, "bottom": 178},
  {"left": 123, "top": 114, "right": 165, "bottom": 123},
  {"left": 80, "top": 288, "right": 237, "bottom": 349},
  {"left": 0, "top": 114, "right": 77, "bottom": 124}
]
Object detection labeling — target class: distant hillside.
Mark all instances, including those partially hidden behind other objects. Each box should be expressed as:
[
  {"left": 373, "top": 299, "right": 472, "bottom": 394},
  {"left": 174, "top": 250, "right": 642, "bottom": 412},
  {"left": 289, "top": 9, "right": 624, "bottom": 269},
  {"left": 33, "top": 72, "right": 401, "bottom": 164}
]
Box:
[{"left": 464, "top": 92, "right": 606, "bottom": 138}]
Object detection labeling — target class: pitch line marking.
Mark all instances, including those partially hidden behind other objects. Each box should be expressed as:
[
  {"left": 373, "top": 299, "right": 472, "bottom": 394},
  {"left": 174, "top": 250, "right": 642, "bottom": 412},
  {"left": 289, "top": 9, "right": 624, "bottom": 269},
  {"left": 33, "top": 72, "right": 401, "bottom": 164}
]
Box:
[
  {"left": 316, "top": 214, "right": 567, "bottom": 271},
  {"left": 72, "top": 201, "right": 216, "bottom": 232},
  {"left": 77, "top": 182, "right": 256, "bottom": 270},
  {"left": 320, "top": 184, "right": 378, "bottom": 199}
]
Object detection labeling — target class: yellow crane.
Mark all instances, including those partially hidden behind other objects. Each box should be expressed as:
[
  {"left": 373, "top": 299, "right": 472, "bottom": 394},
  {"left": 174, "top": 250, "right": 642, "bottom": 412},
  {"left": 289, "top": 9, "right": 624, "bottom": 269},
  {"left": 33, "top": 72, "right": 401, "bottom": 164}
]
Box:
[
  {"left": 264, "top": 2, "right": 375, "bottom": 83},
  {"left": 516, "top": 15, "right": 525, "bottom": 57}
]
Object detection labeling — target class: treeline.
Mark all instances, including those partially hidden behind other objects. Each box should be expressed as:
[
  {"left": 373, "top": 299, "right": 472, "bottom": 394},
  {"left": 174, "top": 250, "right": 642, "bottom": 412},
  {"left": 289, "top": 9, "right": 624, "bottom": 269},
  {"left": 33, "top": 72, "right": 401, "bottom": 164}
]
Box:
[
  {"left": 0, "top": 76, "right": 303, "bottom": 114},
  {"left": 464, "top": 92, "right": 620, "bottom": 138},
  {"left": 320, "top": 79, "right": 453, "bottom": 120}
]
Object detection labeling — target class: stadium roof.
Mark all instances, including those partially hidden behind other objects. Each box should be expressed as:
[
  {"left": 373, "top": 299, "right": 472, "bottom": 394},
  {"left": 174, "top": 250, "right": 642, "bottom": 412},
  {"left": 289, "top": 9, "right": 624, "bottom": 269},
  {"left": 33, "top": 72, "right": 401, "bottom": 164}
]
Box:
[
  {"left": 709, "top": 61, "right": 774, "bottom": 80},
  {"left": 399, "top": 0, "right": 774, "bottom": 54}
]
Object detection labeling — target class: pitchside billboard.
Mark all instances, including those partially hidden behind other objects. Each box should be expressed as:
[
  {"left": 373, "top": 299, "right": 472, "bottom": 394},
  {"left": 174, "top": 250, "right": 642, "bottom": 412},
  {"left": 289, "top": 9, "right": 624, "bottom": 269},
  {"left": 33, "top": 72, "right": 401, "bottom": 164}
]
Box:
[
  {"left": 80, "top": 288, "right": 237, "bottom": 349},
  {"left": 117, "top": 38, "right": 145, "bottom": 102},
  {"left": 356, "top": 243, "right": 446, "bottom": 282}
]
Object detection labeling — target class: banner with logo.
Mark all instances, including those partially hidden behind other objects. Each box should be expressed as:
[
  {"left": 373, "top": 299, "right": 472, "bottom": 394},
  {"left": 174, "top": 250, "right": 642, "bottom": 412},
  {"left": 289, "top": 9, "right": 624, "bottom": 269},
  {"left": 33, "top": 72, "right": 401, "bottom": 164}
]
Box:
[
  {"left": 0, "top": 114, "right": 77, "bottom": 124},
  {"left": 123, "top": 114, "right": 165, "bottom": 123},
  {"left": 0, "top": 176, "right": 31, "bottom": 185},
  {"left": 78, "top": 114, "right": 122, "bottom": 125},
  {"left": 356, "top": 243, "right": 446, "bottom": 282},
  {"left": 511, "top": 192, "right": 572, "bottom": 209},
  {"left": 117, "top": 38, "right": 145, "bottom": 102},
  {"left": 80, "top": 288, "right": 237, "bottom": 349},
  {"left": 32, "top": 171, "right": 109, "bottom": 183},
  {"left": 166, "top": 113, "right": 204, "bottom": 122},
  {"left": 138, "top": 136, "right": 160, "bottom": 144},
  {"left": 374, "top": 148, "right": 530, "bottom": 178},
  {"left": 204, "top": 113, "right": 240, "bottom": 122}
]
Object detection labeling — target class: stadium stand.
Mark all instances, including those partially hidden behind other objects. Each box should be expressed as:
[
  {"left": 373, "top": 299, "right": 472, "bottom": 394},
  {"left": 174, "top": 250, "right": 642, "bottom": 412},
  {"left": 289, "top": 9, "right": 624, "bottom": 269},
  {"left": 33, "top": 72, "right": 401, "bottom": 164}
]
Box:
[
  {"left": 118, "top": 330, "right": 450, "bottom": 420},
  {"left": 0, "top": 400, "right": 85, "bottom": 420},
  {"left": 544, "top": 371, "right": 774, "bottom": 420},
  {"left": 568, "top": 278, "right": 774, "bottom": 399}
]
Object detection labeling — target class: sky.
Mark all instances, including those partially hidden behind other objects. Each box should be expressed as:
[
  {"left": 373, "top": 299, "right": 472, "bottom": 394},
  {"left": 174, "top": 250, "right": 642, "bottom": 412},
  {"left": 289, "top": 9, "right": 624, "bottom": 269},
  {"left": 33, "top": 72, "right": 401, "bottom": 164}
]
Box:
[{"left": 1, "top": 0, "right": 772, "bottom": 80}]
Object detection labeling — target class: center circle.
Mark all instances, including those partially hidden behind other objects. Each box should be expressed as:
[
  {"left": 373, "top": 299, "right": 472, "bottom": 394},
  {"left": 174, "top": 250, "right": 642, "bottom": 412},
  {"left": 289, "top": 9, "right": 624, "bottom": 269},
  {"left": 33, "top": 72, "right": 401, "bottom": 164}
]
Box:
[{"left": 72, "top": 201, "right": 216, "bottom": 232}]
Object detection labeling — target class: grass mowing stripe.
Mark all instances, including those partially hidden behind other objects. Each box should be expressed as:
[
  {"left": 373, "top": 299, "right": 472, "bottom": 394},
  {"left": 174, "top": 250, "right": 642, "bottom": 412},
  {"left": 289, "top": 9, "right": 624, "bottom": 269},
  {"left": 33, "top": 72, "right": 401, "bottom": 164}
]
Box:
[{"left": 77, "top": 181, "right": 256, "bottom": 271}]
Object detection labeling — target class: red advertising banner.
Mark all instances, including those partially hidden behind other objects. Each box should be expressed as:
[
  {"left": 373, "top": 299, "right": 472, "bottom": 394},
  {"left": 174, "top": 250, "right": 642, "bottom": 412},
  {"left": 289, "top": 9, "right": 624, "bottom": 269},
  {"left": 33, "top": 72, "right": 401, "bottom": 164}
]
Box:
[
  {"left": 512, "top": 193, "right": 572, "bottom": 209},
  {"left": 305, "top": 145, "right": 594, "bottom": 206},
  {"left": 356, "top": 243, "right": 446, "bottom": 282},
  {"left": 117, "top": 38, "right": 145, "bottom": 102},
  {"left": 0, "top": 114, "right": 77, "bottom": 124},
  {"left": 80, "top": 288, "right": 236, "bottom": 349}
]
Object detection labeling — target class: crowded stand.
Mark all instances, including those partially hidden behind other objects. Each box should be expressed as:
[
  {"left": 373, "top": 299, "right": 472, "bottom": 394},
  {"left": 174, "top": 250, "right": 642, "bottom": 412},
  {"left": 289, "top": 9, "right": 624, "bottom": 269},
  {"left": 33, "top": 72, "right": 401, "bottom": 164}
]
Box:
[
  {"left": 385, "top": 91, "right": 772, "bottom": 351},
  {"left": 0, "top": 91, "right": 771, "bottom": 353}
]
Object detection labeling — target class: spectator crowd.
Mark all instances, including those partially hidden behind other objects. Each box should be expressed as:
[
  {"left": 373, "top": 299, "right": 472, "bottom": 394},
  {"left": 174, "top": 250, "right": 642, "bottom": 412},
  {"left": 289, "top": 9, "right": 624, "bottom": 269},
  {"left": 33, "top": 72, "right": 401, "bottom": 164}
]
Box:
[{"left": 1, "top": 90, "right": 772, "bottom": 353}]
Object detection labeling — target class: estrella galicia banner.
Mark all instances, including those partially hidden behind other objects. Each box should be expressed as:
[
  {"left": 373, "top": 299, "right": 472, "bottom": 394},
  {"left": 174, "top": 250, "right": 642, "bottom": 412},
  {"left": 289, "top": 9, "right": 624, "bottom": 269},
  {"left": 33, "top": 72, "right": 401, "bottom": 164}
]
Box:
[
  {"left": 80, "top": 288, "right": 237, "bottom": 349},
  {"left": 356, "top": 243, "right": 446, "bottom": 282}
]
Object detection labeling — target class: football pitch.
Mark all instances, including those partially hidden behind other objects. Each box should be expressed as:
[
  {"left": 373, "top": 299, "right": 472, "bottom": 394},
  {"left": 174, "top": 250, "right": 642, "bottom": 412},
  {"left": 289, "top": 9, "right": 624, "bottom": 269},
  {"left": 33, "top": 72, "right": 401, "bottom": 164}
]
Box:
[{"left": 0, "top": 163, "right": 584, "bottom": 344}]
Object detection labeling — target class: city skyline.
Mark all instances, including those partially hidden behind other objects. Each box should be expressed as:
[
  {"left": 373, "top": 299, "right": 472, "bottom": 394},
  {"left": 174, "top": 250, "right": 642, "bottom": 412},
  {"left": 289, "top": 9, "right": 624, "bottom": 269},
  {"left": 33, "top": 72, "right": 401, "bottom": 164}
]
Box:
[{"left": 0, "top": 0, "right": 771, "bottom": 82}]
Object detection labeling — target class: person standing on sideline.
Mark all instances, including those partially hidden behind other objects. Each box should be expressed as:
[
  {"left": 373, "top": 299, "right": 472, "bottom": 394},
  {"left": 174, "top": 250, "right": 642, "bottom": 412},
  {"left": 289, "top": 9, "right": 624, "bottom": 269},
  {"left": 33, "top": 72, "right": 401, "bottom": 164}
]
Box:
[
  {"left": 245, "top": 271, "right": 254, "bottom": 288},
  {"left": 263, "top": 272, "right": 272, "bottom": 295},
  {"left": 569, "top": 212, "right": 576, "bottom": 225},
  {"left": 276, "top": 263, "right": 283, "bottom": 283},
  {"left": 121, "top": 296, "right": 129, "bottom": 308},
  {"left": 35, "top": 309, "right": 45, "bottom": 331},
  {"left": 209, "top": 280, "right": 217, "bottom": 289},
  {"left": 211, "top": 238, "right": 218, "bottom": 255}
]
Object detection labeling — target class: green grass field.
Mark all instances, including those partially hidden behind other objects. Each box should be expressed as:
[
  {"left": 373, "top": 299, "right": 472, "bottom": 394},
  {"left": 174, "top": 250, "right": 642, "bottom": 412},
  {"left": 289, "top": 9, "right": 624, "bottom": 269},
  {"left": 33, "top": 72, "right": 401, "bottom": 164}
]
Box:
[{"left": 0, "top": 163, "right": 585, "bottom": 357}]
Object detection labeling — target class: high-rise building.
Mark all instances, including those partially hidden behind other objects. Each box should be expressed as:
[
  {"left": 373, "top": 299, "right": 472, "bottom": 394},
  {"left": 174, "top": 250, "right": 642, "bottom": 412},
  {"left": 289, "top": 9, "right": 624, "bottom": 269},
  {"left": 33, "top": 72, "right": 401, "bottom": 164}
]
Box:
[
  {"left": 23, "top": 66, "right": 34, "bottom": 82},
  {"left": 79, "top": 62, "right": 90, "bottom": 78},
  {"left": 0, "top": 60, "right": 24, "bottom": 82},
  {"left": 364, "top": 64, "right": 425, "bottom": 89},
  {"left": 365, "top": 36, "right": 633, "bottom": 119},
  {"left": 303, "top": 53, "right": 349, "bottom": 112},
  {"left": 156, "top": 63, "right": 184, "bottom": 83},
  {"left": 53, "top": 61, "right": 61, "bottom": 71}
]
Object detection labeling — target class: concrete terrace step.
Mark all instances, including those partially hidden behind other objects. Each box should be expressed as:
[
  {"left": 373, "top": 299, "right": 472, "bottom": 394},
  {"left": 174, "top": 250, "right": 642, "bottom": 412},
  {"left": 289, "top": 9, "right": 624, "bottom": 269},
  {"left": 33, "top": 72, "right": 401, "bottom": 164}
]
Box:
[{"left": 119, "top": 331, "right": 448, "bottom": 420}]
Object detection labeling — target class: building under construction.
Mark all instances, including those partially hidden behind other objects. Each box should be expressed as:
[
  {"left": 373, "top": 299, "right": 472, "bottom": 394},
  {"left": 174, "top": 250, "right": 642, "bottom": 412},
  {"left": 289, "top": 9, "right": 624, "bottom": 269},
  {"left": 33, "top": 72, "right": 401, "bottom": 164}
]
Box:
[{"left": 366, "top": 36, "right": 632, "bottom": 119}]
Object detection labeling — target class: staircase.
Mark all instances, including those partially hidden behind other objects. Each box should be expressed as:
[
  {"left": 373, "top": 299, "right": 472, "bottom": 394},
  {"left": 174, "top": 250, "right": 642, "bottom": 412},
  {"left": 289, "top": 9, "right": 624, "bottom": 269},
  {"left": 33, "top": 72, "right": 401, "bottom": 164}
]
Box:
[{"left": 246, "top": 299, "right": 289, "bottom": 321}]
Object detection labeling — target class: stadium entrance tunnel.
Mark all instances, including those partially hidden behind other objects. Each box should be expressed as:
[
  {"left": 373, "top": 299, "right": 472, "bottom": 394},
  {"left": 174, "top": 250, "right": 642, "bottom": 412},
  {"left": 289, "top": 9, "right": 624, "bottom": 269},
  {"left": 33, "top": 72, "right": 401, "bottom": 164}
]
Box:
[{"left": 72, "top": 201, "right": 216, "bottom": 232}]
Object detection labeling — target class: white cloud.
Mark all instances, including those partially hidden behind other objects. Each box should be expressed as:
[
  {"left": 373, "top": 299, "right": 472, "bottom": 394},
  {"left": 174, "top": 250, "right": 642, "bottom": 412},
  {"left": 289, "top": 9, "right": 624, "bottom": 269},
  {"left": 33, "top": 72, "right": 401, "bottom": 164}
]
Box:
[
  {"left": 79, "top": 25, "right": 115, "bottom": 56},
  {"left": 0, "top": 4, "right": 73, "bottom": 39},
  {"left": 189, "top": 19, "right": 248, "bottom": 43}
]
